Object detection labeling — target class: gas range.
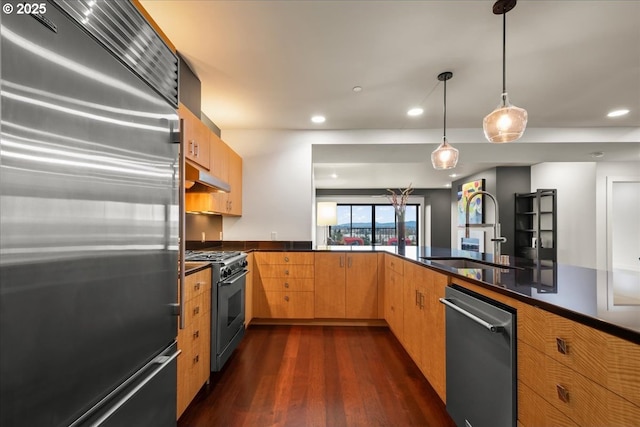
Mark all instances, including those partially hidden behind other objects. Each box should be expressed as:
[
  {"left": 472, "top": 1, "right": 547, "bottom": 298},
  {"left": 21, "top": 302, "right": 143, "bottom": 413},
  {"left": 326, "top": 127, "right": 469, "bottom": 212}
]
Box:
[{"left": 185, "top": 250, "right": 248, "bottom": 280}]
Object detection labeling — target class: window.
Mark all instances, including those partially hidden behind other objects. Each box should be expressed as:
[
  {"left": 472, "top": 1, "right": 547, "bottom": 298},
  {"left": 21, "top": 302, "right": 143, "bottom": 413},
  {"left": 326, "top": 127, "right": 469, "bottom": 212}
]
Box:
[{"left": 329, "top": 203, "right": 418, "bottom": 246}]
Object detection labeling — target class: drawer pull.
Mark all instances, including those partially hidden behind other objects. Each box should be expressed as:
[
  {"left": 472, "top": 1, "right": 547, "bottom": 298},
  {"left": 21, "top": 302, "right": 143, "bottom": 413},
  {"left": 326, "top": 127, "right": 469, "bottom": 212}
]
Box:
[
  {"left": 284, "top": 269, "right": 289, "bottom": 276},
  {"left": 193, "top": 355, "right": 199, "bottom": 364},
  {"left": 284, "top": 256, "right": 289, "bottom": 262},
  {"left": 556, "top": 384, "right": 569, "bottom": 403},
  {"left": 193, "top": 306, "right": 200, "bottom": 315},
  {"left": 194, "top": 282, "right": 201, "bottom": 291},
  {"left": 556, "top": 337, "right": 568, "bottom": 355},
  {"left": 284, "top": 282, "right": 289, "bottom": 288},
  {"left": 193, "top": 330, "right": 199, "bottom": 339},
  {"left": 419, "top": 293, "right": 425, "bottom": 309},
  {"left": 284, "top": 296, "right": 290, "bottom": 302}
]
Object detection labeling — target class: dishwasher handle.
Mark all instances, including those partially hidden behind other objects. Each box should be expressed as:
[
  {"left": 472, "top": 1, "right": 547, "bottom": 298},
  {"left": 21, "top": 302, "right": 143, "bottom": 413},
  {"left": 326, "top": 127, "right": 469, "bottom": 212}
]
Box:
[{"left": 439, "top": 298, "right": 505, "bottom": 333}]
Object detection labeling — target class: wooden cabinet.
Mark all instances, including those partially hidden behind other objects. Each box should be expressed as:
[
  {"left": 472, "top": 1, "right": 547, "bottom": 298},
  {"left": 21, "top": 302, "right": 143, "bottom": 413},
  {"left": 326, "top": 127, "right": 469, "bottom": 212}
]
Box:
[
  {"left": 209, "top": 132, "right": 229, "bottom": 183},
  {"left": 253, "top": 252, "right": 315, "bottom": 319},
  {"left": 217, "top": 148, "right": 242, "bottom": 216},
  {"left": 178, "top": 103, "right": 210, "bottom": 170},
  {"left": 209, "top": 135, "right": 242, "bottom": 216},
  {"left": 177, "top": 267, "right": 211, "bottom": 419},
  {"left": 402, "top": 261, "right": 448, "bottom": 401},
  {"left": 314, "top": 252, "right": 378, "bottom": 319},
  {"left": 384, "top": 255, "right": 404, "bottom": 341}
]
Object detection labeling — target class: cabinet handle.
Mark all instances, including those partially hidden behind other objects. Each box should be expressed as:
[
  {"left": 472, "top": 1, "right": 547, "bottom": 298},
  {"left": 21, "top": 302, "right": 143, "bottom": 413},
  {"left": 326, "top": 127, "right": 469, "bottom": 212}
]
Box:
[
  {"left": 556, "top": 384, "right": 569, "bottom": 403},
  {"left": 193, "top": 330, "right": 199, "bottom": 339},
  {"left": 194, "top": 282, "right": 201, "bottom": 291},
  {"left": 193, "top": 306, "right": 200, "bottom": 315},
  {"left": 284, "top": 282, "right": 289, "bottom": 288},
  {"left": 556, "top": 338, "right": 568, "bottom": 355},
  {"left": 194, "top": 142, "right": 199, "bottom": 156},
  {"left": 420, "top": 293, "right": 425, "bottom": 309},
  {"left": 188, "top": 140, "right": 194, "bottom": 155},
  {"left": 284, "top": 256, "right": 289, "bottom": 262},
  {"left": 193, "top": 355, "right": 199, "bottom": 364},
  {"left": 284, "top": 269, "right": 289, "bottom": 275},
  {"left": 284, "top": 296, "right": 290, "bottom": 302}
]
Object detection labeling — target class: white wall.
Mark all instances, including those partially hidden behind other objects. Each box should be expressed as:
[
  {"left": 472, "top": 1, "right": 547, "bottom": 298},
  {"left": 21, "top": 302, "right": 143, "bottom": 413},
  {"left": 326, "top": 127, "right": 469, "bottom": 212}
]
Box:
[
  {"left": 531, "top": 163, "right": 597, "bottom": 268},
  {"left": 221, "top": 130, "right": 313, "bottom": 241}
]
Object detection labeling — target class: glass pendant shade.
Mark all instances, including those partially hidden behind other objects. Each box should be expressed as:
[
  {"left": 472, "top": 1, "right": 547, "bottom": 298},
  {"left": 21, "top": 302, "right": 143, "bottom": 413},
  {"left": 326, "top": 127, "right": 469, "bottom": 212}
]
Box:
[
  {"left": 483, "top": 92, "right": 528, "bottom": 143},
  {"left": 431, "top": 136, "right": 459, "bottom": 170}
]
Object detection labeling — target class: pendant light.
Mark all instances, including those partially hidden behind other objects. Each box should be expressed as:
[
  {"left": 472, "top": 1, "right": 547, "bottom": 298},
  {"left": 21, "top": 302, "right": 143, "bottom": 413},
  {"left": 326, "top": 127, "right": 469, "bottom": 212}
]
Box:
[
  {"left": 431, "top": 71, "right": 459, "bottom": 170},
  {"left": 483, "top": 0, "right": 527, "bottom": 143}
]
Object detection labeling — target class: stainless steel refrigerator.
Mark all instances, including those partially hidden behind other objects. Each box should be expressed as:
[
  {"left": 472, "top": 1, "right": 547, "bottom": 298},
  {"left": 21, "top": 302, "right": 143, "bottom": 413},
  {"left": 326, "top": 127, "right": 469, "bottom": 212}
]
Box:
[{"left": 1, "top": 1, "right": 181, "bottom": 425}]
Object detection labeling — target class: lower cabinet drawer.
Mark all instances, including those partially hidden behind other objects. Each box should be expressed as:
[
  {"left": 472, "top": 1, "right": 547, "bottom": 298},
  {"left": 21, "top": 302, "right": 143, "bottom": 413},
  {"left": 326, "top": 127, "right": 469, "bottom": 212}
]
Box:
[
  {"left": 260, "top": 277, "right": 314, "bottom": 292},
  {"left": 519, "top": 341, "right": 640, "bottom": 426},
  {"left": 518, "top": 380, "right": 578, "bottom": 427},
  {"left": 261, "top": 291, "right": 314, "bottom": 318}
]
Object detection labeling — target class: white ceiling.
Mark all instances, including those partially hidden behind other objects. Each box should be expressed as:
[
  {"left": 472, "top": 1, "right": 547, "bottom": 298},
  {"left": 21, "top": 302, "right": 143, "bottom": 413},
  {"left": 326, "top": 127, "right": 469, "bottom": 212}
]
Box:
[{"left": 141, "top": 0, "right": 640, "bottom": 188}]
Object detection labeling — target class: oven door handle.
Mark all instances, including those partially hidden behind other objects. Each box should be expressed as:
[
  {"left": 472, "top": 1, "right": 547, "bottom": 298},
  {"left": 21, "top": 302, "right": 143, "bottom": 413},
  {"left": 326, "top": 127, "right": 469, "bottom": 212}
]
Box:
[{"left": 219, "top": 270, "right": 249, "bottom": 286}]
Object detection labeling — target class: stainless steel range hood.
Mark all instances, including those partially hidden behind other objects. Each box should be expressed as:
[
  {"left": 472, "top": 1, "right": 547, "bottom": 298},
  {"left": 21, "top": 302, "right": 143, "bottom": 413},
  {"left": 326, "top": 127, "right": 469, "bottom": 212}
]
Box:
[{"left": 185, "top": 162, "right": 230, "bottom": 193}]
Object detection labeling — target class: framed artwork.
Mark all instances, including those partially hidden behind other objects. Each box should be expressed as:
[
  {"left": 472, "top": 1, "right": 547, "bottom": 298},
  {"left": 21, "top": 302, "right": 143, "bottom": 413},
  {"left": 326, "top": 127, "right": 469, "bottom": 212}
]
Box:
[{"left": 457, "top": 179, "right": 485, "bottom": 226}]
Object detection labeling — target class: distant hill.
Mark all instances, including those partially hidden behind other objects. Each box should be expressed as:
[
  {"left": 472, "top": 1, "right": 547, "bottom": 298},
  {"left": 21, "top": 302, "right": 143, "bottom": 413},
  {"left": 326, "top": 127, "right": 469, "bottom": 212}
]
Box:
[{"left": 334, "top": 221, "right": 417, "bottom": 229}]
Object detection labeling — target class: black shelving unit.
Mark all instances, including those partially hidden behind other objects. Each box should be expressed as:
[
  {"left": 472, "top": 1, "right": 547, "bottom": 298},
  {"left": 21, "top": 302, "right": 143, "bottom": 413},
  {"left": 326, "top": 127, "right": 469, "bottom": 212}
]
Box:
[{"left": 515, "top": 189, "right": 557, "bottom": 291}]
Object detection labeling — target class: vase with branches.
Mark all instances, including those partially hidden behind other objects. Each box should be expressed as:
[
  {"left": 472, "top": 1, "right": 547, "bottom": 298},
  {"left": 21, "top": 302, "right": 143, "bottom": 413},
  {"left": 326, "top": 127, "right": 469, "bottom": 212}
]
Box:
[{"left": 387, "top": 184, "right": 413, "bottom": 253}]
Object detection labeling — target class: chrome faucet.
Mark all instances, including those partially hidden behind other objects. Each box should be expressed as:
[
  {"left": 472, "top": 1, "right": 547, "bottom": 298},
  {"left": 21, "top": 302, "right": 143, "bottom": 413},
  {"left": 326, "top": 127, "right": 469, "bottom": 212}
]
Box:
[{"left": 465, "top": 190, "right": 507, "bottom": 261}]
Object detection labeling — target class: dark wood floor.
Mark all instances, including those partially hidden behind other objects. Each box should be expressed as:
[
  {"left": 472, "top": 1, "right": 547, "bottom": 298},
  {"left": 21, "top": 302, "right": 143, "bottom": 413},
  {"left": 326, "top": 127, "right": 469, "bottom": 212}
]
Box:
[{"left": 178, "top": 325, "right": 455, "bottom": 427}]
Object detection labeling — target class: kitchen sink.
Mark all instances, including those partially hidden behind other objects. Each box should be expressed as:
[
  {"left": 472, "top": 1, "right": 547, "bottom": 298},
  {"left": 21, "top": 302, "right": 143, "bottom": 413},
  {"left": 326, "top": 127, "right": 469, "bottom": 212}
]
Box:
[{"left": 420, "top": 257, "right": 519, "bottom": 270}]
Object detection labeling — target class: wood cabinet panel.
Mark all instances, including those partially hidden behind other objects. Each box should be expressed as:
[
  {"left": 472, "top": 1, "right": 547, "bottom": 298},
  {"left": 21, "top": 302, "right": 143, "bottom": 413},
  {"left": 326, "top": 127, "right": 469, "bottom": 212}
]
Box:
[
  {"left": 518, "top": 380, "right": 578, "bottom": 427},
  {"left": 345, "top": 253, "right": 378, "bottom": 319},
  {"left": 260, "top": 277, "right": 314, "bottom": 292},
  {"left": 258, "top": 264, "right": 314, "bottom": 279},
  {"left": 260, "top": 291, "right": 314, "bottom": 318},
  {"left": 314, "top": 253, "right": 378, "bottom": 319},
  {"left": 519, "top": 340, "right": 640, "bottom": 426},
  {"left": 384, "top": 256, "right": 404, "bottom": 341},
  {"left": 402, "top": 261, "right": 447, "bottom": 402},
  {"left": 208, "top": 132, "right": 229, "bottom": 182},
  {"left": 245, "top": 253, "right": 254, "bottom": 326},
  {"left": 178, "top": 103, "right": 210, "bottom": 170},
  {"left": 314, "top": 253, "right": 346, "bottom": 318},
  {"left": 255, "top": 252, "right": 314, "bottom": 265}
]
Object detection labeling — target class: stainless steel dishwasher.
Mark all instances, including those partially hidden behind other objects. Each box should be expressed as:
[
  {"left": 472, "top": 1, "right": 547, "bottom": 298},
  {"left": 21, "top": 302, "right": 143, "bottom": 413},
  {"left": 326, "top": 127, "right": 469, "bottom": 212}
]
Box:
[{"left": 440, "top": 284, "right": 516, "bottom": 427}]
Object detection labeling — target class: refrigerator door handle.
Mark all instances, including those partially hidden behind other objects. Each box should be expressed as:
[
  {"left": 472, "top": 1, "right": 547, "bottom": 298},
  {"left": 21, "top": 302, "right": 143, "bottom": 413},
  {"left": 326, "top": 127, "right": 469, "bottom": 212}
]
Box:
[
  {"left": 90, "top": 349, "right": 181, "bottom": 426},
  {"left": 178, "top": 117, "right": 186, "bottom": 329}
]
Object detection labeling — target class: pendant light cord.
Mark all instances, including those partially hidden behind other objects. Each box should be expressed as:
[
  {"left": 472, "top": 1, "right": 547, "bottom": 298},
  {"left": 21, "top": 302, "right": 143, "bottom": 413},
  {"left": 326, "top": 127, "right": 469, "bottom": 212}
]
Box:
[
  {"left": 443, "top": 78, "right": 447, "bottom": 138},
  {"left": 502, "top": 11, "right": 507, "bottom": 95}
]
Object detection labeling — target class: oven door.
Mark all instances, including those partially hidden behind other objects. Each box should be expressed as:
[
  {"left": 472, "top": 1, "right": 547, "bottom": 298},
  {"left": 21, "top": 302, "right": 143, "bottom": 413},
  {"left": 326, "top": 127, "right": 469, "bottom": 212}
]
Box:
[{"left": 215, "top": 269, "right": 247, "bottom": 368}]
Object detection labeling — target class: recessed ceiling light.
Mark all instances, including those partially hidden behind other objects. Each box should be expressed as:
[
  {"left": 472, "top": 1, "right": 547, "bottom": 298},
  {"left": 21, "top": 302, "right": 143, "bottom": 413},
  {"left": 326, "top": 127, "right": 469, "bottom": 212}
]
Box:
[
  {"left": 407, "top": 107, "right": 424, "bottom": 117},
  {"left": 607, "top": 109, "right": 629, "bottom": 117},
  {"left": 331, "top": 173, "right": 338, "bottom": 179},
  {"left": 449, "top": 173, "right": 458, "bottom": 178},
  {"left": 352, "top": 86, "right": 362, "bottom": 92},
  {"left": 311, "top": 115, "right": 326, "bottom": 123}
]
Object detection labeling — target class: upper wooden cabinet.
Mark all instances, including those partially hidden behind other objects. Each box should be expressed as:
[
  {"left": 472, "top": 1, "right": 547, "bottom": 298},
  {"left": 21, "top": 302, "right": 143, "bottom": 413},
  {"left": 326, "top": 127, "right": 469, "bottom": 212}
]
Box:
[
  {"left": 218, "top": 149, "right": 242, "bottom": 216},
  {"left": 209, "top": 133, "right": 229, "bottom": 183},
  {"left": 178, "top": 103, "right": 210, "bottom": 170}
]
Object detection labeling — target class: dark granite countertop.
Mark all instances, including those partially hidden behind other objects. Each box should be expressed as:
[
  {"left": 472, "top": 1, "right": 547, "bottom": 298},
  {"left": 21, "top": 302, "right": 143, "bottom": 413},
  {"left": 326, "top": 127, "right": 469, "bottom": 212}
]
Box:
[
  {"left": 336, "top": 245, "right": 640, "bottom": 344},
  {"left": 185, "top": 242, "right": 640, "bottom": 344}
]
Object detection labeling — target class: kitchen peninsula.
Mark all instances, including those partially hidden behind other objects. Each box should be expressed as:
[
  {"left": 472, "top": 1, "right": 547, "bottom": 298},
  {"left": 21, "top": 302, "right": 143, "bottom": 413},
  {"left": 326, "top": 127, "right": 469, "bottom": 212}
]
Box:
[{"left": 246, "top": 245, "right": 640, "bottom": 426}]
